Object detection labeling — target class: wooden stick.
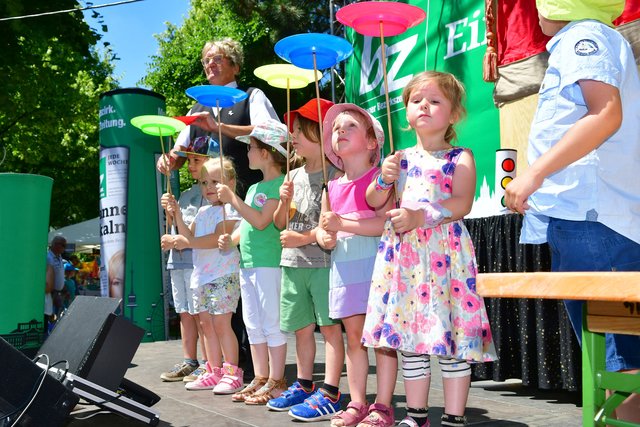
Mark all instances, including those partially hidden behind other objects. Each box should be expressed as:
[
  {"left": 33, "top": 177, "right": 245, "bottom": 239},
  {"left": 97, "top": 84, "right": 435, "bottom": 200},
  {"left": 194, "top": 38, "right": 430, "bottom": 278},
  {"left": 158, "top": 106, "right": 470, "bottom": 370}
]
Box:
[
  {"left": 285, "top": 78, "right": 292, "bottom": 230},
  {"left": 158, "top": 128, "right": 171, "bottom": 234},
  {"left": 158, "top": 130, "right": 172, "bottom": 195},
  {"left": 379, "top": 21, "right": 400, "bottom": 207},
  {"left": 216, "top": 99, "right": 227, "bottom": 235},
  {"left": 313, "top": 51, "right": 330, "bottom": 210},
  {"left": 379, "top": 22, "right": 394, "bottom": 154}
]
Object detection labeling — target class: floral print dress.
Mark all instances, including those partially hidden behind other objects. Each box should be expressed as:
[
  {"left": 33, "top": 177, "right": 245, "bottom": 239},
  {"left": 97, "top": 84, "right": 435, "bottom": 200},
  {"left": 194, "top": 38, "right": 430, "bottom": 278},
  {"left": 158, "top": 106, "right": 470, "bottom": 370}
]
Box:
[{"left": 361, "top": 147, "right": 496, "bottom": 362}]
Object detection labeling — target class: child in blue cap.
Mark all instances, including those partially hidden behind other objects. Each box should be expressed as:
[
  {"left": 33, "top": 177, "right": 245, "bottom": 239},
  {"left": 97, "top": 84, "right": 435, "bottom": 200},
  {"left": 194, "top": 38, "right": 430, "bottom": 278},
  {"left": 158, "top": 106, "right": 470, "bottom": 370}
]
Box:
[{"left": 63, "top": 262, "right": 79, "bottom": 308}]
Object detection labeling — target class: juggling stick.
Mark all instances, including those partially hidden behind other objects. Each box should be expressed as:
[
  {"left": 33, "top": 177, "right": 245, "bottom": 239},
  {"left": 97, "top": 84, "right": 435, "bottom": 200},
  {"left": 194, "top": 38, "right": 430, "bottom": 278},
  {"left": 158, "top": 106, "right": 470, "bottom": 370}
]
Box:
[
  {"left": 184, "top": 85, "right": 249, "bottom": 237},
  {"left": 215, "top": 98, "right": 227, "bottom": 235},
  {"left": 158, "top": 128, "right": 173, "bottom": 234},
  {"left": 337, "top": 1, "right": 425, "bottom": 205},
  {"left": 130, "top": 115, "right": 187, "bottom": 234},
  {"left": 254, "top": 63, "right": 321, "bottom": 229},
  {"left": 274, "top": 34, "right": 353, "bottom": 210},
  {"left": 311, "top": 53, "right": 329, "bottom": 209}
]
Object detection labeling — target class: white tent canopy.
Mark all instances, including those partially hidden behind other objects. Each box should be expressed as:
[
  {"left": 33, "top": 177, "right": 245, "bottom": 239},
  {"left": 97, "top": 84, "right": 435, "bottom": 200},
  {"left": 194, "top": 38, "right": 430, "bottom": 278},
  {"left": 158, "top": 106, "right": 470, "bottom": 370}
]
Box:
[{"left": 49, "top": 217, "right": 100, "bottom": 247}]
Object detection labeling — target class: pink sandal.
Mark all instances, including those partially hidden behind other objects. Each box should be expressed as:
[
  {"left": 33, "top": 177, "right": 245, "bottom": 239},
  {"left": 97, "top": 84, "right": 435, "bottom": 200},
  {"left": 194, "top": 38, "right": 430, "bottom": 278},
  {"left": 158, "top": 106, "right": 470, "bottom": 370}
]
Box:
[
  {"left": 331, "top": 401, "right": 368, "bottom": 427},
  {"left": 356, "top": 402, "right": 395, "bottom": 427}
]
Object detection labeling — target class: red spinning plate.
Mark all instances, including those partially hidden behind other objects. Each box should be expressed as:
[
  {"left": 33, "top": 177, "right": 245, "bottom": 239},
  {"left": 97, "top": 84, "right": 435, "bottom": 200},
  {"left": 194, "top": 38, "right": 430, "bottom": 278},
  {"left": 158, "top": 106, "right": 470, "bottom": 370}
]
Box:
[
  {"left": 173, "top": 116, "right": 199, "bottom": 126},
  {"left": 337, "top": 1, "right": 426, "bottom": 37}
]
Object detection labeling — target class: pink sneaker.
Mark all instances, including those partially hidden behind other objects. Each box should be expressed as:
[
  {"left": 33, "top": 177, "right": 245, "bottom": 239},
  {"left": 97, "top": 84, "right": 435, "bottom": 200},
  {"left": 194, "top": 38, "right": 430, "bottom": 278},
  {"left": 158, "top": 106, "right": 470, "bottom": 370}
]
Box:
[
  {"left": 185, "top": 362, "right": 223, "bottom": 390},
  {"left": 212, "top": 362, "right": 244, "bottom": 395}
]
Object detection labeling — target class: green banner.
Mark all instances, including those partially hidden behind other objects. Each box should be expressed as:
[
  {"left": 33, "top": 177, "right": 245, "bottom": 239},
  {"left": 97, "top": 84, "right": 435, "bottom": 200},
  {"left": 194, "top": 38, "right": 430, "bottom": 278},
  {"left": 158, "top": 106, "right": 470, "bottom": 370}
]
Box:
[
  {"left": 98, "top": 88, "right": 169, "bottom": 341},
  {"left": 344, "top": 0, "right": 500, "bottom": 199},
  {"left": 0, "top": 173, "right": 52, "bottom": 346}
]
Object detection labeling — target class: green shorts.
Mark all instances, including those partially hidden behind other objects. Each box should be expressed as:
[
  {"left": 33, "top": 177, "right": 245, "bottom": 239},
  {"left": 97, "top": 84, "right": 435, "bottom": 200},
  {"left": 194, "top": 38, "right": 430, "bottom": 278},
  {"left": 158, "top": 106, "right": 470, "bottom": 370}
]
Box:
[{"left": 280, "top": 266, "right": 339, "bottom": 332}]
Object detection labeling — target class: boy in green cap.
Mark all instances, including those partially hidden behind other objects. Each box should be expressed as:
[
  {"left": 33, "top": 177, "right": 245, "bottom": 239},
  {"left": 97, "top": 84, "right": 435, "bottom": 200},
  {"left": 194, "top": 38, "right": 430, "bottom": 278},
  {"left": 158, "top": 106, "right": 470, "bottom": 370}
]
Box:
[{"left": 505, "top": 0, "right": 640, "bottom": 422}]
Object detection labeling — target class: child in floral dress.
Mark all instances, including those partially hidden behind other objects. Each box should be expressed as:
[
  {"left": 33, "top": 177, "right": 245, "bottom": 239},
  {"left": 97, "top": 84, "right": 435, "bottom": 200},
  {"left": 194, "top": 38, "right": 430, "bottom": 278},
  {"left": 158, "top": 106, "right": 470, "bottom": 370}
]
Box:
[{"left": 362, "top": 71, "right": 497, "bottom": 427}]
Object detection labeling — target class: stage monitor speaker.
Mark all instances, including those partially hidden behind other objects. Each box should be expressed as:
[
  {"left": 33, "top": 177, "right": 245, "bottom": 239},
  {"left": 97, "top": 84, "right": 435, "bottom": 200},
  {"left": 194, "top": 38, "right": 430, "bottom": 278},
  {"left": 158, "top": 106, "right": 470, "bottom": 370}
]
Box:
[
  {"left": 37, "top": 296, "right": 144, "bottom": 391},
  {"left": 118, "top": 377, "right": 161, "bottom": 407},
  {"left": 0, "top": 337, "right": 78, "bottom": 427}
]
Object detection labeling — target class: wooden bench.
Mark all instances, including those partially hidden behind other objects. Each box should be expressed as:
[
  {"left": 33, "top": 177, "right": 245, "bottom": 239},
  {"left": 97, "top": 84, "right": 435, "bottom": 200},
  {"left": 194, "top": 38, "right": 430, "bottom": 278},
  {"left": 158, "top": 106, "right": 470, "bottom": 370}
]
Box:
[{"left": 477, "top": 272, "right": 640, "bottom": 427}]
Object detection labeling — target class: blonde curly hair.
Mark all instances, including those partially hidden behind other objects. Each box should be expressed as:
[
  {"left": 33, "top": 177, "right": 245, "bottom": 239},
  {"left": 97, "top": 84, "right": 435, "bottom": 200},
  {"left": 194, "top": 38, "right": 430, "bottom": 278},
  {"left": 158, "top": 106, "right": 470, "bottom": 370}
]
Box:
[{"left": 201, "top": 38, "right": 244, "bottom": 70}]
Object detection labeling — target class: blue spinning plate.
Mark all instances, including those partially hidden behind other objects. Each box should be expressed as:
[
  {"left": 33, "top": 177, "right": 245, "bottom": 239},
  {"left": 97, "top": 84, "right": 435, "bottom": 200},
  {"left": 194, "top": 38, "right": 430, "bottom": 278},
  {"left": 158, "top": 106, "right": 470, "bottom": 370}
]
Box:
[
  {"left": 185, "top": 85, "right": 248, "bottom": 108},
  {"left": 275, "top": 33, "right": 353, "bottom": 70}
]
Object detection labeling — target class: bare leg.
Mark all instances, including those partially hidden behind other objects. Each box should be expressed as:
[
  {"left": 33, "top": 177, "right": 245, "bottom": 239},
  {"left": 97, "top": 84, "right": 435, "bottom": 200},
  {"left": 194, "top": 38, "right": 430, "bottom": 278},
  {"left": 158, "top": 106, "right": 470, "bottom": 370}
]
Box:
[
  {"left": 179, "top": 312, "right": 198, "bottom": 360},
  {"left": 251, "top": 342, "right": 270, "bottom": 378},
  {"left": 197, "top": 312, "right": 222, "bottom": 367},
  {"left": 442, "top": 376, "right": 470, "bottom": 417},
  {"left": 342, "top": 315, "right": 368, "bottom": 405},
  {"left": 320, "top": 323, "right": 345, "bottom": 387},
  {"left": 373, "top": 348, "right": 398, "bottom": 406},
  {"left": 196, "top": 320, "right": 207, "bottom": 361},
  {"left": 212, "top": 312, "right": 238, "bottom": 365},
  {"left": 268, "top": 343, "right": 288, "bottom": 397},
  {"left": 295, "top": 324, "right": 317, "bottom": 381},
  {"left": 268, "top": 343, "right": 287, "bottom": 379},
  {"left": 405, "top": 376, "right": 430, "bottom": 409}
]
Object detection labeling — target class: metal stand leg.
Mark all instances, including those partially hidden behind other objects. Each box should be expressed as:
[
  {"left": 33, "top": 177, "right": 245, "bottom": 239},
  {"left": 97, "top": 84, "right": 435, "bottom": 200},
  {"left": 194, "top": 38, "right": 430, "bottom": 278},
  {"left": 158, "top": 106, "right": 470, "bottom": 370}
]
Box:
[{"left": 583, "top": 306, "right": 606, "bottom": 427}]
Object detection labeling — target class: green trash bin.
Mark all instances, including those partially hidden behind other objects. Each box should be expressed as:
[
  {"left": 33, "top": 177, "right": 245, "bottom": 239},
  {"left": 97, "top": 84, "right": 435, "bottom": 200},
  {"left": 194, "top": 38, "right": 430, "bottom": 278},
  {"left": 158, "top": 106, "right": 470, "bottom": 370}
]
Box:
[{"left": 0, "top": 173, "right": 53, "bottom": 348}]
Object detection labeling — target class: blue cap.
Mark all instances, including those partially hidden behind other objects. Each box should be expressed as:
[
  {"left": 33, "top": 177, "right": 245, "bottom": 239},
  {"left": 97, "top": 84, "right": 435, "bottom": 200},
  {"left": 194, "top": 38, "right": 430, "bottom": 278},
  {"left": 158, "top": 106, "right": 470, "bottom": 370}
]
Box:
[
  {"left": 64, "top": 262, "right": 78, "bottom": 272},
  {"left": 175, "top": 135, "right": 220, "bottom": 158}
]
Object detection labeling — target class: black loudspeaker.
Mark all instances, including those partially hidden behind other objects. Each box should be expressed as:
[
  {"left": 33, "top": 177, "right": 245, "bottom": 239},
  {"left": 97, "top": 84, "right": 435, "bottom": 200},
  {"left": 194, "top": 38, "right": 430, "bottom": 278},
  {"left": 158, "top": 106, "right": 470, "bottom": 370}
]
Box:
[
  {"left": 0, "top": 337, "right": 79, "bottom": 427},
  {"left": 37, "top": 296, "right": 144, "bottom": 391},
  {"left": 119, "top": 377, "right": 161, "bottom": 407}
]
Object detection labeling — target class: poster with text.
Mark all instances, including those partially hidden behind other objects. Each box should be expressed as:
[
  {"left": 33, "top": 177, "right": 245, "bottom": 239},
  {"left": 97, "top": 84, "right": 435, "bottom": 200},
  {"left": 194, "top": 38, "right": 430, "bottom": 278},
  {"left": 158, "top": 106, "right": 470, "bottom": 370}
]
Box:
[{"left": 99, "top": 146, "right": 129, "bottom": 301}]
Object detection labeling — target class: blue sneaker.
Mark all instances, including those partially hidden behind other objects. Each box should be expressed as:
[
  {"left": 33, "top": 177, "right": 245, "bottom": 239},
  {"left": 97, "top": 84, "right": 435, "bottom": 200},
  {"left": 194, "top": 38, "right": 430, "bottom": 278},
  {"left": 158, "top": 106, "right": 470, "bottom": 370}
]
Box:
[
  {"left": 288, "top": 389, "right": 342, "bottom": 422},
  {"left": 266, "top": 381, "right": 315, "bottom": 412}
]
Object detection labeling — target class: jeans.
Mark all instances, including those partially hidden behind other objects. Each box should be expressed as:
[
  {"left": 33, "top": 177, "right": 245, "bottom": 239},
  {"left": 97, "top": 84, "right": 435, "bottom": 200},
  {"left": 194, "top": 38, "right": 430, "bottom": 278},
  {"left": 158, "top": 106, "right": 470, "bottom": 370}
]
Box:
[{"left": 548, "top": 218, "right": 640, "bottom": 372}]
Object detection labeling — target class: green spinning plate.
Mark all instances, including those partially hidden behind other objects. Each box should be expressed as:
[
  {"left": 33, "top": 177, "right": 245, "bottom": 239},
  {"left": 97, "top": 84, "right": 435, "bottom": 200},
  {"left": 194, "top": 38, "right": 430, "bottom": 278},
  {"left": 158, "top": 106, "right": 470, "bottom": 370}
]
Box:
[{"left": 130, "top": 115, "right": 186, "bottom": 136}]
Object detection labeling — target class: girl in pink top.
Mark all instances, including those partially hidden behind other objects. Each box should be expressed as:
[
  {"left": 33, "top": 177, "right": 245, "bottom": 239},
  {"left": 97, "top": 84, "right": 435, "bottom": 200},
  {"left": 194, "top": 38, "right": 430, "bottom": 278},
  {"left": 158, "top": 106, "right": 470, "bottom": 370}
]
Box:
[{"left": 316, "top": 103, "right": 393, "bottom": 427}]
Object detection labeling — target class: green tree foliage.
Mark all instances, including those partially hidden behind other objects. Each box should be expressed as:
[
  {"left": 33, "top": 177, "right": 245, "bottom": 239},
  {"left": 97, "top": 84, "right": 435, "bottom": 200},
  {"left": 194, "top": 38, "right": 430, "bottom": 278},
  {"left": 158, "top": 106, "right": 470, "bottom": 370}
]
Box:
[
  {"left": 0, "top": 0, "right": 117, "bottom": 228},
  {"left": 143, "top": 0, "right": 336, "bottom": 119},
  {"left": 144, "top": 0, "right": 345, "bottom": 191}
]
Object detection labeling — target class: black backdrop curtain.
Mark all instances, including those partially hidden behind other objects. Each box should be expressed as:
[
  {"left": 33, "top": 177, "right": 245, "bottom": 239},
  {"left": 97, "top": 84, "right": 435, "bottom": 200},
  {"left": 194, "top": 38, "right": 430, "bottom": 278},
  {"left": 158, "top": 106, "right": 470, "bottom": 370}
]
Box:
[{"left": 464, "top": 213, "right": 581, "bottom": 391}]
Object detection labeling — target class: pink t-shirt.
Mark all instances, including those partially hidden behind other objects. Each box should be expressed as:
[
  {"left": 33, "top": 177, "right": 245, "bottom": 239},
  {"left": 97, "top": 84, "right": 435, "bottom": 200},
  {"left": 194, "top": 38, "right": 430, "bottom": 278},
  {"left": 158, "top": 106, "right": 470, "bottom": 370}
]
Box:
[{"left": 327, "top": 166, "right": 379, "bottom": 238}]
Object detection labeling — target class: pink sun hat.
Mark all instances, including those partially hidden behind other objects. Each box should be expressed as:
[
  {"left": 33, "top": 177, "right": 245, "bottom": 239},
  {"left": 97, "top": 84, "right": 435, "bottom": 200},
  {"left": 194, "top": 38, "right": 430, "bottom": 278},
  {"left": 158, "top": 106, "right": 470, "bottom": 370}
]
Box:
[{"left": 322, "top": 103, "right": 385, "bottom": 170}]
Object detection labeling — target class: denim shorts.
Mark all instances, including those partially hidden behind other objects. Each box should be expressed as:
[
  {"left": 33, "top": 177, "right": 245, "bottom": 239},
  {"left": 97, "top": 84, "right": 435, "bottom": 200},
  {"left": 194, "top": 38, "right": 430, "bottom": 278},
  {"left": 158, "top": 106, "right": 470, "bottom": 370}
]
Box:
[
  {"left": 170, "top": 268, "right": 196, "bottom": 314},
  {"left": 547, "top": 218, "right": 640, "bottom": 372}
]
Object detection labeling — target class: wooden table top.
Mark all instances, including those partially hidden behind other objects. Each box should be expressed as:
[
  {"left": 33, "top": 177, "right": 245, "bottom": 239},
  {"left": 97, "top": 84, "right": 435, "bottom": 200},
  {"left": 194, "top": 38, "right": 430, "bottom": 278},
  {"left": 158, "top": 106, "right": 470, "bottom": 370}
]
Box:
[{"left": 477, "top": 272, "right": 640, "bottom": 302}]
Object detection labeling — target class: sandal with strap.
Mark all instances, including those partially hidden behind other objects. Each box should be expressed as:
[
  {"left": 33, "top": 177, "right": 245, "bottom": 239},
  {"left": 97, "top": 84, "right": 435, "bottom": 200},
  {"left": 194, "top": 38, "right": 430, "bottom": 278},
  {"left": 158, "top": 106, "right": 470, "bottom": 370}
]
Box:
[
  {"left": 231, "top": 376, "right": 268, "bottom": 402},
  {"left": 244, "top": 378, "right": 287, "bottom": 406},
  {"left": 356, "top": 402, "right": 395, "bottom": 427},
  {"left": 331, "top": 401, "right": 369, "bottom": 427}
]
